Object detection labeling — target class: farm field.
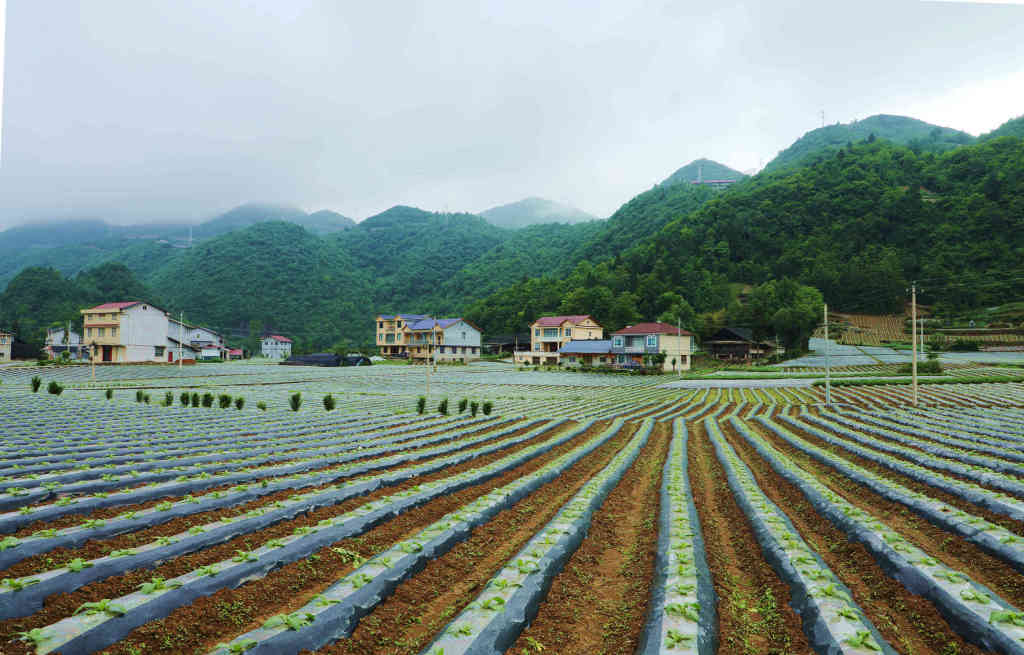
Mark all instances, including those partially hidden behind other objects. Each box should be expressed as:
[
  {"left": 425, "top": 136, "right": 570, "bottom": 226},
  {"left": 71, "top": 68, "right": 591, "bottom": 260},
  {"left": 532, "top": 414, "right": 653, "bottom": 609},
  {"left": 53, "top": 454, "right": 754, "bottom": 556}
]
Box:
[{"left": 3, "top": 362, "right": 1024, "bottom": 654}]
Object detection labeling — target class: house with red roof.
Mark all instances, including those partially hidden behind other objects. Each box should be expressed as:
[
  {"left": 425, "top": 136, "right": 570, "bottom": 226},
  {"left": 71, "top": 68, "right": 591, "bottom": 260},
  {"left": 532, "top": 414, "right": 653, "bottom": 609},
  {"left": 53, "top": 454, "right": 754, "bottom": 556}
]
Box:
[
  {"left": 611, "top": 322, "right": 695, "bottom": 372},
  {"left": 80, "top": 301, "right": 170, "bottom": 363},
  {"left": 261, "top": 334, "right": 293, "bottom": 359},
  {"left": 515, "top": 315, "right": 604, "bottom": 366}
]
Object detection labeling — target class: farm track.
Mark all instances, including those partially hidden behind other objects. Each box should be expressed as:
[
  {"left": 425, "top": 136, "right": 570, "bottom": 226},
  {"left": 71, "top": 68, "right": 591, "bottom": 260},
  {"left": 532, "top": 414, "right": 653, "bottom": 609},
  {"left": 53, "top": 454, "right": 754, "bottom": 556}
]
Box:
[
  {"left": 745, "top": 418, "right": 1024, "bottom": 612},
  {"left": 779, "top": 419, "right": 1024, "bottom": 535},
  {"left": 687, "top": 420, "right": 811, "bottom": 655},
  {"left": 507, "top": 421, "right": 670, "bottom": 655},
  {"left": 308, "top": 422, "right": 641, "bottom": 655},
  {"left": 0, "top": 421, "right": 594, "bottom": 650},
  {"left": 720, "top": 420, "right": 987, "bottom": 655},
  {"left": 8, "top": 418, "right": 526, "bottom": 538}
]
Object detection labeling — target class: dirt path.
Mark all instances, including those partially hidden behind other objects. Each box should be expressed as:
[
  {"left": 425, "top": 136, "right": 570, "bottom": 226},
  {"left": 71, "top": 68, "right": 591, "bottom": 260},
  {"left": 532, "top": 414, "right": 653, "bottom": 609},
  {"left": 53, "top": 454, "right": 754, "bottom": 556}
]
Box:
[
  {"left": 508, "top": 422, "right": 671, "bottom": 655},
  {"left": 722, "top": 420, "right": 986, "bottom": 655},
  {"left": 687, "top": 420, "right": 811, "bottom": 655},
  {"left": 312, "top": 423, "right": 641, "bottom": 655},
  {"left": 0, "top": 421, "right": 599, "bottom": 653}
]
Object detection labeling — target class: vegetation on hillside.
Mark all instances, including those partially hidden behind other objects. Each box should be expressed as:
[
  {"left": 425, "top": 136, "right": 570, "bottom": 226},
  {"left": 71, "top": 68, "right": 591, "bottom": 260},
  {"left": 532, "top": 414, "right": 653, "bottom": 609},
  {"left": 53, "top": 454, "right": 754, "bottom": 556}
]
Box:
[
  {"left": 659, "top": 158, "right": 747, "bottom": 187},
  {"left": 478, "top": 197, "right": 598, "bottom": 229}
]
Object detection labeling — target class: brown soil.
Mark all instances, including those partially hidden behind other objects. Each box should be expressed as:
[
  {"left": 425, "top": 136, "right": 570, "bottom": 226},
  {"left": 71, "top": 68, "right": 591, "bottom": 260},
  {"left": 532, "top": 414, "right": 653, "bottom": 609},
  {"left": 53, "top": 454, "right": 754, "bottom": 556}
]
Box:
[
  {"left": 747, "top": 419, "right": 1024, "bottom": 610},
  {"left": 778, "top": 418, "right": 1024, "bottom": 536},
  {"left": 508, "top": 422, "right": 670, "bottom": 655},
  {"left": 687, "top": 420, "right": 812, "bottom": 655},
  {"left": 0, "top": 421, "right": 595, "bottom": 653},
  {"left": 307, "top": 422, "right": 641, "bottom": 655},
  {"left": 12, "top": 417, "right": 508, "bottom": 537},
  {"left": 3, "top": 420, "right": 545, "bottom": 578},
  {"left": 721, "top": 419, "right": 988, "bottom": 654}
]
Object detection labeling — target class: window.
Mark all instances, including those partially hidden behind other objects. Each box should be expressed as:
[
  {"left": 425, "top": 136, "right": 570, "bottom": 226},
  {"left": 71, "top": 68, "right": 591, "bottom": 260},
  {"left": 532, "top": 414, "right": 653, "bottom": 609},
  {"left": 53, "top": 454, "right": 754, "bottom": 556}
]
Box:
[
  {"left": 155, "top": 346, "right": 165, "bottom": 357},
  {"left": 543, "top": 328, "right": 558, "bottom": 338},
  {"left": 534, "top": 328, "right": 540, "bottom": 337},
  {"left": 97, "top": 328, "right": 105, "bottom": 337},
  {"left": 86, "top": 328, "right": 92, "bottom": 337},
  {"left": 617, "top": 354, "right": 625, "bottom": 364},
  {"left": 462, "top": 331, "right": 466, "bottom": 339},
  {"left": 612, "top": 336, "right": 623, "bottom": 348},
  {"left": 111, "top": 328, "right": 117, "bottom": 338},
  {"left": 646, "top": 335, "right": 657, "bottom": 348},
  {"left": 564, "top": 328, "right": 571, "bottom": 337},
  {"left": 378, "top": 321, "right": 383, "bottom": 329}
]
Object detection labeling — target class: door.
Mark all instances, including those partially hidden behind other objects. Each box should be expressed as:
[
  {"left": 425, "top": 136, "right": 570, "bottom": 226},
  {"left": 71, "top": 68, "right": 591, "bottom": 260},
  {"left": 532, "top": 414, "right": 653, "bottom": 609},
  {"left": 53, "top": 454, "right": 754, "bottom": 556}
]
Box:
[
  {"left": 102, "top": 345, "right": 112, "bottom": 362},
  {"left": 168, "top": 351, "right": 174, "bottom": 362}
]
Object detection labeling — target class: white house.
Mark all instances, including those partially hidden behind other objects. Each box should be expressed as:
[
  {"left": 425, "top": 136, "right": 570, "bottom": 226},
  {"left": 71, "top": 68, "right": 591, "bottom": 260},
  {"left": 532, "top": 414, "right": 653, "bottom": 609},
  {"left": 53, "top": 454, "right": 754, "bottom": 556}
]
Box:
[
  {"left": 168, "top": 319, "right": 226, "bottom": 360},
  {"left": 437, "top": 319, "right": 482, "bottom": 363},
  {"left": 45, "top": 327, "right": 87, "bottom": 360},
  {"left": 81, "top": 302, "right": 170, "bottom": 363},
  {"left": 261, "top": 335, "right": 293, "bottom": 359}
]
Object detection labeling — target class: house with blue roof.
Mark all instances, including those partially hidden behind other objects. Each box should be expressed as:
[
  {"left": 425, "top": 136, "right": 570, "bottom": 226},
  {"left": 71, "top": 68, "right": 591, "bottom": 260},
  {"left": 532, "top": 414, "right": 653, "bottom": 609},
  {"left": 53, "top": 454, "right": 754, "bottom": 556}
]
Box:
[
  {"left": 558, "top": 339, "right": 613, "bottom": 368},
  {"left": 376, "top": 313, "right": 482, "bottom": 363}
]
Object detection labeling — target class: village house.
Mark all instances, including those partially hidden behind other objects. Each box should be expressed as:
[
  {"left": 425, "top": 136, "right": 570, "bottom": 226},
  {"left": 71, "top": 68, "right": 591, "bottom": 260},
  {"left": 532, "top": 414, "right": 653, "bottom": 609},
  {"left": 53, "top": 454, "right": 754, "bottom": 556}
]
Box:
[
  {"left": 404, "top": 318, "right": 482, "bottom": 364},
  {"left": 45, "top": 327, "right": 87, "bottom": 361},
  {"left": 705, "top": 326, "right": 773, "bottom": 362},
  {"left": 375, "top": 313, "right": 428, "bottom": 357},
  {"left": 0, "top": 330, "right": 11, "bottom": 361},
  {"left": 611, "top": 322, "right": 695, "bottom": 372},
  {"left": 558, "top": 339, "right": 613, "bottom": 368},
  {"left": 261, "top": 335, "right": 293, "bottom": 359},
  {"left": 515, "top": 315, "right": 604, "bottom": 366},
  {"left": 169, "top": 319, "right": 226, "bottom": 361},
  {"left": 80, "top": 302, "right": 170, "bottom": 363}
]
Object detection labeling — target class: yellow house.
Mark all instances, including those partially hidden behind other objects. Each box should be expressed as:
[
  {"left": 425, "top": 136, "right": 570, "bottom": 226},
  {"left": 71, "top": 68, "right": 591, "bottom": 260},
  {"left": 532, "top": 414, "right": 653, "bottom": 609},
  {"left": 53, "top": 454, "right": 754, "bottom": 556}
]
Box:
[
  {"left": 81, "top": 301, "right": 169, "bottom": 363},
  {"left": 0, "top": 331, "right": 12, "bottom": 361},
  {"left": 515, "top": 315, "right": 604, "bottom": 366},
  {"left": 375, "top": 313, "right": 428, "bottom": 357}
]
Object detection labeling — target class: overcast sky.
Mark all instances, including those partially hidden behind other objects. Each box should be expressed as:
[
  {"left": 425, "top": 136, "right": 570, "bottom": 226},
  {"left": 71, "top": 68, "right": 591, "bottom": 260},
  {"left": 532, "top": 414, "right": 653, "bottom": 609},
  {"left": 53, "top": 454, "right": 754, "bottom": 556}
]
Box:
[{"left": 0, "top": 0, "right": 1022, "bottom": 229}]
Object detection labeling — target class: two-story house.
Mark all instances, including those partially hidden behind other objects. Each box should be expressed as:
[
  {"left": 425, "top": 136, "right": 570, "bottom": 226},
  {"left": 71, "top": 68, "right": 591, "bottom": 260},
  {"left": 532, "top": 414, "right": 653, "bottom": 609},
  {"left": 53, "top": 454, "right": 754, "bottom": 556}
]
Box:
[
  {"left": 45, "top": 327, "right": 86, "bottom": 361},
  {"left": 375, "top": 313, "right": 429, "bottom": 357},
  {"left": 169, "top": 319, "right": 226, "bottom": 360},
  {"left": 611, "top": 322, "right": 694, "bottom": 372},
  {"left": 515, "top": 315, "right": 604, "bottom": 366},
  {"left": 261, "top": 335, "right": 293, "bottom": 359},
  {"left": 404, "top": 318, "right": 482, "bottom": 364},
  {"left": 0, "top": 331, "right": 11, "bottom": 361},
  {"left": 81, "top": 302, "right": 170, "bottom": 363}
]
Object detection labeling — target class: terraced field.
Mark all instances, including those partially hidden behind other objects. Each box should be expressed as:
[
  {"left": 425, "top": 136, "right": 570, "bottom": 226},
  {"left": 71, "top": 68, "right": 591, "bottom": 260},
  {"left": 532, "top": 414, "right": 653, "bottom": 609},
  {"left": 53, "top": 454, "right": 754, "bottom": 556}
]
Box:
[{"left": 3, "top": 363, "right": 1024, "bottom": 654}]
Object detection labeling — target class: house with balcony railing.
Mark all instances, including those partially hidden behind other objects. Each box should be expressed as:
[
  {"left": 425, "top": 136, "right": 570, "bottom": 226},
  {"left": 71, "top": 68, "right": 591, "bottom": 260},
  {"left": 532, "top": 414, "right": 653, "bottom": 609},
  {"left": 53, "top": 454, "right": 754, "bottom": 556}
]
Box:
[
  {"left": 515, "top": 315, "right": 604, "bottom": 366},
  {"left": 611, "top": 322, "right": 695, "bottom": 372}
]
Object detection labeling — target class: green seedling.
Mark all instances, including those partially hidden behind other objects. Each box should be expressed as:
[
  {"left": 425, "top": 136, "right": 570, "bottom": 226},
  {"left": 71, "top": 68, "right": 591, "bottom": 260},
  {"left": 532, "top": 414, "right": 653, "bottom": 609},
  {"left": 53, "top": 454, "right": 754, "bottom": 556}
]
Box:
[
  {"left": 665, "top": 602, "right": 700, "bottom": 622},
  {"left": 74, "top": 598, "right": 127, "bottom": 616},
  {"left": 138, "top": 577, "right": 183, "bottom": 594}
]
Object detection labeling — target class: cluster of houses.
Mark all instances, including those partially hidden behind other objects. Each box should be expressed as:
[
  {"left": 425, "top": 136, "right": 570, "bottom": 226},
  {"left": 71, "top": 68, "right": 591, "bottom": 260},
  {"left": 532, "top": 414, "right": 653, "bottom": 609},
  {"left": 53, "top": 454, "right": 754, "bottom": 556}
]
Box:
[
  {"left": 375, "top": 314, "right": 483, "bottom": 364},
  {"left": 25, "top": 301, "right": 294, "bottom": 364}
]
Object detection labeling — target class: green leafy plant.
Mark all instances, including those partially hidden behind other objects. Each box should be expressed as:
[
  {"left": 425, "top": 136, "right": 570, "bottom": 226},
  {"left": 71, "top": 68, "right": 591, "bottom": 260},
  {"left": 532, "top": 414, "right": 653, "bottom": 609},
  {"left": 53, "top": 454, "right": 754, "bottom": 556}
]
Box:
[
  {"left": 470, "top": 401, "right": 479, "bottom": 416},
  {"left": 417, "top": 396, "right": 427, "bottom": 414},
  {"left": 17, "top": 628, "right": 51, "bottom": 646},
  {"left": 0, "top": 536, "right": 21, "bottom": 551},
  {"left": 180, "top": 392, "right": 190, "bottom": 406},
  {"left": 105, "top": 388, "right": 114, "bottom": 400},
  {"left": 74, "top": 598, "right": 127, "bottom": 616},
  {"left": 438, "top": 397, "right": 449, "bottom": 415},
  {"left": 65, "top": 558, "right": 94, "bottom": 572},
  {"left": 214, "top": 639, "right": 258, "bottom": 654},
  {"left": 235, "top": 396, "right": 245, "bottom": 410},
  {"left": 665, "top": 601, "right": 700, "bottom": 622},
  {"left": 138, "top": 577, "right": 183, "bottom": 594},
  {"left": 289, "top": 392, "right": 302, "bottom": 411},
  {"left": 845, "top": 631, "right": 881, "bottom": 651},
  {"left": 482, "top": 401, "right": 493, "bottom": 415},
  {"left": 31, "top": 376, "right": 42, "bottom": 392},
  {"left": 219, "top": 394, "right": 232, "bottom": 409},
  {"left": 202, "top": 392, "right": 215, "bottom": 407},
  {"left": 458, "top": 398, "right": 468, "bottom": 413},
  {"left": 257, "top": 401, "right": 267, "bottom": 411},
  {"left": 263, "top": 612, "right": 315, "bottom": 631},
  {"left": 665, "top": 629, "right": 694, "bottom": 648},
  {"left": 192, "top": 392, "right": 201, "bottom": 406},
  {"left": 136, "top": 390, "right": 144, "bottom": 403},
  {"left": 47, "top": 381, "right": 64, "bottom": 395},
  {"left": 323, "top": 394, "right": 335, "bottom": 411},
  {"left": 2, "top": 577, "right": 39, "bottom": 591}
]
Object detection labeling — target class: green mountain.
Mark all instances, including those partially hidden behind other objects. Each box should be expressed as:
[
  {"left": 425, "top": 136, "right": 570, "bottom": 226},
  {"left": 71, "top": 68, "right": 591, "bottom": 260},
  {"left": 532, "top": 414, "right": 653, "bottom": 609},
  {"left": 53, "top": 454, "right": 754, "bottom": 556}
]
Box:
[
  {"left": 981, "top": 114, "right": 1024, "bottom": 141},
  {"left": 479, "top": 197, "right": 598, "bottom": 229},
  {"left": 765, "top": 114, "right": 975, "bottom": 171},
  {"left": 659, "top": 158, "right": 746, "bottom": 187}
]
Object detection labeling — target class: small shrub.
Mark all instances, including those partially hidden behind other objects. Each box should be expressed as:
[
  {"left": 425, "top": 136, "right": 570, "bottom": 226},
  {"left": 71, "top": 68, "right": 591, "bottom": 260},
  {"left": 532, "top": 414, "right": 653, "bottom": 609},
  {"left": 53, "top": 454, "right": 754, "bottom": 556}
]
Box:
[
  {"left": 180, "top": 392, "right": 190, "bottom": 406},
  {"left": 482, "top": 401, "right": 493, "bottom": 415},
  {"left": 218, "top": 394, "right": 232, "bottom": 409},
  {"left": 234, "top": 397, "right": 245, "bottom": 410},
  {"left": 438, "top": 398, "right": 449, "bottom": 415},
  {"left": 202, "top": 393, "right": 214, "bottom": 408},
  {"left": 164, "top": 392, "right": 174, "bottom": 406},
  {"left": 143, "top": 394, "right": 151, "bottom": 404},
  {"left": 257, "top": 401, "right": 267, "bottom": 411},
  {"left": 31, "top": 376, "right": 42, "bottom": 393},
  {"left": 47, "top": 381, "right": 64, "bottom": 395},
  {"left": 289, "top": 392, "right": 302, "bottom": 412},
  {"left": 135, "top": 390, "right": 144, "bottom": 403},
  {"left": 323, "top": 394, "right": 335, "bottom": 411},
  {"left": 416, "top": 396, "right": 426, "bottom": 414},
  {"left": 105, "top": 388, "right": 114, "bottom": 400},
  {"left": 191, "top": 392, "right": 200, "bottom": 407},
  {"left": 458, "top": 398, "right": 468, "bottom": 413},
  {"left": 470, "top": 401, "right": 479, "bottom": 416}
]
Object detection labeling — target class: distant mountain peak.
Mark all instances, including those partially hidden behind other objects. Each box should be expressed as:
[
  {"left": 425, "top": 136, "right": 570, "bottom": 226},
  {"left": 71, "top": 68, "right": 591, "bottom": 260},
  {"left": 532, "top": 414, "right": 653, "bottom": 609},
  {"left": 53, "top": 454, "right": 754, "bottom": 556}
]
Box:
[
  {"left": 479, "top": 197, "right": 598, "bottom": 229},
  {"left": 659, "top": 159, "right": 747, "bottom": 188}
]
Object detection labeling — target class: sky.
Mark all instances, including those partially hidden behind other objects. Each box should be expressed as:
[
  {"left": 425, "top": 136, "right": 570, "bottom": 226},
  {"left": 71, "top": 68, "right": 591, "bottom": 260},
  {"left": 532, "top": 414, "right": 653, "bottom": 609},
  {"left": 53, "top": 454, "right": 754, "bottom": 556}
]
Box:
[{"left": 0, "top": 0, "right": 1022, "bottom": 230}]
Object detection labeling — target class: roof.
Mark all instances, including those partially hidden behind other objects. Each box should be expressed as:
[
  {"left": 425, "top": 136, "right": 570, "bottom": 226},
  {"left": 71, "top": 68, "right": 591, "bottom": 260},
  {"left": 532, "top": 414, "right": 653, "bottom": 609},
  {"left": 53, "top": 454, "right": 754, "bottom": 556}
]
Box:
[
  {"left": 407, "top": 317, "right": 465, "bottom": 331},
  {"left": 266, "top": 335, "right": 293, "bottom": 343},
  {"left": 228, "top": 349, "right": 243, "bottom": 355},
  {"left": 558, "top": 339, "right": 613, "bottom": 354},
  {"left": 534, "top": 315, "right": 596, "bottom": 327},
  {"left": 85, "top": 301, "right": 141, "bottom": 312},
  {"left": 378, "top": 313, "right": 429, "bottom": 320},
  {"left": 613, "top": 322, "right": 694, "bottom": 336},
  {"left": 706, "top": 327, "right": 771, "bottom": 344}
]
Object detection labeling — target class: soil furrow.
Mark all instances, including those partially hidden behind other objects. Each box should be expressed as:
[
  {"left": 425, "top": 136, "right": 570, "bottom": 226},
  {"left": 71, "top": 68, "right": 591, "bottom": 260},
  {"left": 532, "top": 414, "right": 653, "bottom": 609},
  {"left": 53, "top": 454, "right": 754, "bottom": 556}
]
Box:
[
  {"left": 507, "top": 422, "right": 670, "bottom": 655},
  {"left": 0, "top": 422, "right": 593, "bottom": 651},
  {"left": 721, "top": 420, "right": 986, "bottom": 655},
  {"left": 688, "top": 420, "right": 810, "bottom": 655},
  {"left": 305, "top": 422, "right": 641, "bottom": 655}
]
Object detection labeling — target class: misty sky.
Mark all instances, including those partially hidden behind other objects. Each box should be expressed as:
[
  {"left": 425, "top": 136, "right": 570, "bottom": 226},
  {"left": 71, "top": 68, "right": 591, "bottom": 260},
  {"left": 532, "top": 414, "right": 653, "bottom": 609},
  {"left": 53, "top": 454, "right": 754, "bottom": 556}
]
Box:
[{"left": 1, "top": 0, "right": 1022, "bottom": 230}]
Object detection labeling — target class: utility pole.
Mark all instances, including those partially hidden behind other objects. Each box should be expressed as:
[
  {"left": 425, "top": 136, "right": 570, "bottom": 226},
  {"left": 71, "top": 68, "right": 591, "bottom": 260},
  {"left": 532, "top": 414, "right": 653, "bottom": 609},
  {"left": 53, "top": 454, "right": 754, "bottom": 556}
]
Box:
[
  {"left": 677, "top": 315, "right": 682, "bottom": 378},
  {"left": 824, "top": 303, "right": 831, "bottom": 406},
  {"left": 178, "top": 312, "right": 183, "bottom": 369},
  {"left": 425, "top": 316, "right": 432, "bottom": 401},
  {"left": 911, "top": 283, "right": 921, "bottom": 406}
]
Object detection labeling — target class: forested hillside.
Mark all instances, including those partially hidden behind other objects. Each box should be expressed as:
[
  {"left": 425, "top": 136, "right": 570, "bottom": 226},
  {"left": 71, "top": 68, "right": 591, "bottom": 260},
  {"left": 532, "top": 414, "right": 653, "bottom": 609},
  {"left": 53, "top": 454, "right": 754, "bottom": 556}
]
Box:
[
  {"left": 660, "top": 158, "right": 746, "bottom": 186},
  {"left": 478, "top": 197, "right": 597, "bottom": 229},
  {"left": 765, "top": 114, "right": 974, "bottom": 172}
]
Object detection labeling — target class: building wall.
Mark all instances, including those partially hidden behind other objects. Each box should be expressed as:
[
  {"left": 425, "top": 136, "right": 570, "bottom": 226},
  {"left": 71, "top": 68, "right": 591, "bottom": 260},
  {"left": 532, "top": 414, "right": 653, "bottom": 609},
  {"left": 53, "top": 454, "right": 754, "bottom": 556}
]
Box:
[
  {"left": 528, "top": 317, "right": 603, "bottom": 357},
  {"left": 442, "top": 322, "right": 481, "bottom": 348},
  {"left": 261, "top": 339, "right": 292, "bottom": 358},
  {"left": 0, "top": 333, "right": 11, "bottom": 360},
  {"left": 122, "top": 305, "right": 169, "bottom": 362}
]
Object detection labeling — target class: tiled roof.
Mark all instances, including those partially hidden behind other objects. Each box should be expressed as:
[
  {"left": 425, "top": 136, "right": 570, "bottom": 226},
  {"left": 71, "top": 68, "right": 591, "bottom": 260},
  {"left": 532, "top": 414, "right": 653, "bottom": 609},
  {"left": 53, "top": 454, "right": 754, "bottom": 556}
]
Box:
[
  {"left": 266, "top": 335, "right": 293, "bottom": 343},
  {"left": 87, "top": 301, "right": 141, "bottom": 311},
  {"left": 613, "top": 322, "right": 694, "bottom": 336},
  {"left": 379, "top": 313, "right": 430, "bottom": 320},
  {"left": 534, "top": 315, "right": 594, "bottom": 327},
  {"left": 408, "top": 318, "right": 463, "bottom": 330},
  {"left": 558, "top": 339, "right": 613, "bottom": 354}
]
